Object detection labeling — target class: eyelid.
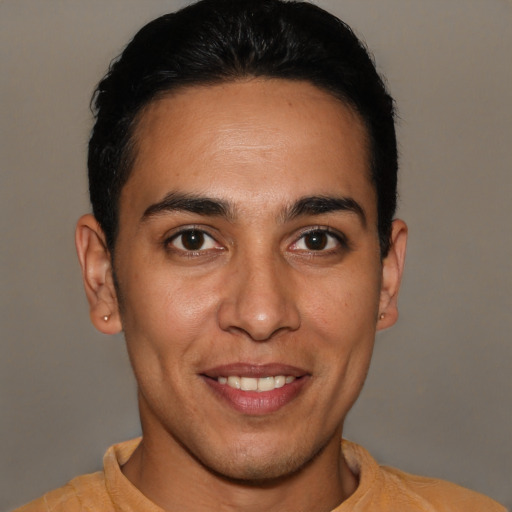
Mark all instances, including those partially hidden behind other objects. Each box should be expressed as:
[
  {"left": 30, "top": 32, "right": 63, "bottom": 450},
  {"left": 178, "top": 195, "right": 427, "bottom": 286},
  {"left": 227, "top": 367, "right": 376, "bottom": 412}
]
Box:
[
  {"left": 164, "top": 225, "right": 223, "bottom": 253},
  {"left": 289, "top": 226, "right": 349, "bottom": 252}
]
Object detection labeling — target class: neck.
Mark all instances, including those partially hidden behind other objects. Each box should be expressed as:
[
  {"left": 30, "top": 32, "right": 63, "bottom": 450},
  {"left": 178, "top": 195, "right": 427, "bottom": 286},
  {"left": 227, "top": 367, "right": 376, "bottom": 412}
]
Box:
[{"left": 122, "top": 428, "right": 357, "bottom": 512}]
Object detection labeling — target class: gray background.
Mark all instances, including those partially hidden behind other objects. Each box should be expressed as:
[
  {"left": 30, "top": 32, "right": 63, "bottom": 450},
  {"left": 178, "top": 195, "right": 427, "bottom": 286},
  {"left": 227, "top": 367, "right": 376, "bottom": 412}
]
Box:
[{"left": 1, "top": 0, "right": 511, "bottom": 510}]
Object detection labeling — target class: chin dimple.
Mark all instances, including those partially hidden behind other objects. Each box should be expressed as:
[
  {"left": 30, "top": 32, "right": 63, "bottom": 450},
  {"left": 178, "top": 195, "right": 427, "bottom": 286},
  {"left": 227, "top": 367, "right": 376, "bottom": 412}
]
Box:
[{"left": 217, "top": 375, "right": 296, "bottom": 392}]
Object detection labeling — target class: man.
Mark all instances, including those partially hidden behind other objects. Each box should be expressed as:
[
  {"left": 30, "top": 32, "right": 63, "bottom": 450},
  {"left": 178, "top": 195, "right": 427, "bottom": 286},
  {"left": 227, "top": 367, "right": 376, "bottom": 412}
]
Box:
[{"left": 15, "top": 0, "right": 507, "bottom": 511}]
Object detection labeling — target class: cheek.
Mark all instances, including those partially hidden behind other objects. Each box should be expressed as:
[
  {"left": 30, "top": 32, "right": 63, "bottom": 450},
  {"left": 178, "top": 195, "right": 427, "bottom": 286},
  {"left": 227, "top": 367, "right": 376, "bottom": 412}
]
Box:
[
  {"left": 300, "top": 266, "right": 381, "bottom": 336},
  {"left": 300, "top": 265, "right": 381, "bottom": 383},
  {"left": 118, "top": 263, "right": 219, "bottom": 362}
]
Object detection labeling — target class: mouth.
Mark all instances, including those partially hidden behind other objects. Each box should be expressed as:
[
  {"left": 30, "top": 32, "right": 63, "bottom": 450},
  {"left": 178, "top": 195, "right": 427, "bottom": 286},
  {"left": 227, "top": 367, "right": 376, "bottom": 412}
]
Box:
[
  {"left": 201, "top": 364, "right": 310, "bottom": 415},
  {"left": 217, "top": 375, "right": 297, "bottom": 392}
]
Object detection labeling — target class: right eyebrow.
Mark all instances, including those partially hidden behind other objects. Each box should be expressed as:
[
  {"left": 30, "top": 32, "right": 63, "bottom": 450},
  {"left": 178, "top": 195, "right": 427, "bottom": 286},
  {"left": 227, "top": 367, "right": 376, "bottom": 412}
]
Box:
[{"left": 141, "top": 192, "right": 235, "bottom": 222}]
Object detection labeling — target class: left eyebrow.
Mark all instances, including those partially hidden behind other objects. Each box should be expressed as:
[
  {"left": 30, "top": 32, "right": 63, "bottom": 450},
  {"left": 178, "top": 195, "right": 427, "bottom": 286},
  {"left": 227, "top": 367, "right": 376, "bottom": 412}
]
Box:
[{"left": 282, "top": 195, "right": 367, "bottom": 226}]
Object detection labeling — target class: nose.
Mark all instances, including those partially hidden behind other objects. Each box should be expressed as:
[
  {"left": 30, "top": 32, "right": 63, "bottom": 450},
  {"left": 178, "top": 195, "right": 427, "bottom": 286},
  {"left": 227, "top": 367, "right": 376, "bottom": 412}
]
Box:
[{"left": 217, "top": 252, "right": 301, "bottom": 341}]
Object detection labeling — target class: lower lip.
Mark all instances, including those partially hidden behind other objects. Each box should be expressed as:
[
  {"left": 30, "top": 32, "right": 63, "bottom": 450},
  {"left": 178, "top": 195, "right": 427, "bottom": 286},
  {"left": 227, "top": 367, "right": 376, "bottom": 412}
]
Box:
[{"left": 203, "top": 376, "right": 309, "bottom": 415}]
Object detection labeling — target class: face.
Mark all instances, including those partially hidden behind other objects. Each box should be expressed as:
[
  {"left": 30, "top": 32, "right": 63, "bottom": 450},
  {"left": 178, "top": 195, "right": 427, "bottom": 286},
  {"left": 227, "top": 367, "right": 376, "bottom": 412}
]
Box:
[{"left": 79, "top": 79, "right": 406, "bottom": 482}]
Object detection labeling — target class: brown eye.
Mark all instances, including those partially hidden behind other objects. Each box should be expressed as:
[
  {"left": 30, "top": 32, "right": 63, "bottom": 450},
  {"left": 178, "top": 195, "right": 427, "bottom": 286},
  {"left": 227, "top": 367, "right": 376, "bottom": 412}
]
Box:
[
  {"left": 181, "top": 230, "right": 204, "bottom": 250},
  {"left": 303, "top": 230, "right": 329, "bottom": 251},
  {"left": 169, "top": 229, "right": 217, "bottom": 252},
  {"left": 290, "top": 228, "right": 343, "bottom": 253}
]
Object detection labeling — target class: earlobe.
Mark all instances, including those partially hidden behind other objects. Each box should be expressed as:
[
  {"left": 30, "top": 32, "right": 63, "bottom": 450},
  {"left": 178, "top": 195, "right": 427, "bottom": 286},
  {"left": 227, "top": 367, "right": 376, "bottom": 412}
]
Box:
[
  {"left": 377, "top": 219, "right": 408, "bottom": 331},
  {"left": 75, "top": 214, "right": 122, "bottom": 335}
]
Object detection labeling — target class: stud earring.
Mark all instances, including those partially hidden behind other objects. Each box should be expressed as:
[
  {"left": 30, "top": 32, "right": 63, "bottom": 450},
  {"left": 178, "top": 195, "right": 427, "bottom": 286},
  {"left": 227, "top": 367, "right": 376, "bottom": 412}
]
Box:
[
  {"left": 379, "top": 313, "right": 385, "bottom": 320},
  {"left": 103, "top": 315, "right": 110, "bottom": 322}
]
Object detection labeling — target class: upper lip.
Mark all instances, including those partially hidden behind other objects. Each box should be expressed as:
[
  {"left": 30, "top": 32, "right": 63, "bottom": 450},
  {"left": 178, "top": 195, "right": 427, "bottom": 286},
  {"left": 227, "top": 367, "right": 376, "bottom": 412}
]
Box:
[{"left": 202, "top": 363, "right": 308, "bottom": 378}]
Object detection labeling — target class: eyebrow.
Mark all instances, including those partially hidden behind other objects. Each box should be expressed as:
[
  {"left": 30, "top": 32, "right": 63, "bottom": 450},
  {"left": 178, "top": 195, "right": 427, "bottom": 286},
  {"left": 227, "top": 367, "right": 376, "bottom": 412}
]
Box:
[
  {"left": 142, "top": 192, "right": 234, "bottom": 221},
  {"left": 141, "top": 191, "right": 366, "bottom": 226},
  {"left": 283, "top": 195, "right": 367, "bottom": 226}
]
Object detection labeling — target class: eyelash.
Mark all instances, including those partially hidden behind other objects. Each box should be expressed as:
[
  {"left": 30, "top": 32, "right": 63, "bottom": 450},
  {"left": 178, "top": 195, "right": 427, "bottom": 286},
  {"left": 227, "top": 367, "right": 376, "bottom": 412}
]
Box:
[
  {"left": 165, "top": 227, "right": 221, "bottom": 256},
  {"left": 164, "top": 226, "right": 349, "bottom": 257},
  {"left": 289, "top": 227, "right": 349, "bottom": 255}
]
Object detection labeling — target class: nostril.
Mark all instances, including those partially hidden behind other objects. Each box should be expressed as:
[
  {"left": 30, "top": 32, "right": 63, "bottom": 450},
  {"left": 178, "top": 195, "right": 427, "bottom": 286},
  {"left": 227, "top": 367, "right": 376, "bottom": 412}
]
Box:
[{"left": 217, "top": 314, "right": 300, "bottom": 342}]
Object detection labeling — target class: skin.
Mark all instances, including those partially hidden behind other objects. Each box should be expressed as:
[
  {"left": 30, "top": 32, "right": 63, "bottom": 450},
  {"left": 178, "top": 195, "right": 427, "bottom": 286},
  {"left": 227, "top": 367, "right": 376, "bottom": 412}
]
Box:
[{"left": 76, "top": 78, "right": 407, "bottom": 512}]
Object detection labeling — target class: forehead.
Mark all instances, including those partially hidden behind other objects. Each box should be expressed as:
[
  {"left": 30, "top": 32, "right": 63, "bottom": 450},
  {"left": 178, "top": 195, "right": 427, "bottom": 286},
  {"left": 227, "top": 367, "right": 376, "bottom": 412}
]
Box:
[{"left": 121, "top": 79, "right": 375, "bottom": 222}]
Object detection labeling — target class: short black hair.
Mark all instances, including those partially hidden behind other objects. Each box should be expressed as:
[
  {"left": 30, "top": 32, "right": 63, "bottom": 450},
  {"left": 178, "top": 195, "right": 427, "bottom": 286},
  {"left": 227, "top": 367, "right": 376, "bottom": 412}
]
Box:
[{"left": 88, "top": 0, "right": 398, "bottom": 255}]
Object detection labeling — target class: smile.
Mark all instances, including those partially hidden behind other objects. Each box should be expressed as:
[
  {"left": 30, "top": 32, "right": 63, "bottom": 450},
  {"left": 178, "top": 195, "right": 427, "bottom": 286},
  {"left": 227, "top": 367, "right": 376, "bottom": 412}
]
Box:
[
  {"left": 217, "top": 375, "right": 296, "bottom": 392},
  {"left": 202, "top": 365, "right": 309, "bottom": 415}
]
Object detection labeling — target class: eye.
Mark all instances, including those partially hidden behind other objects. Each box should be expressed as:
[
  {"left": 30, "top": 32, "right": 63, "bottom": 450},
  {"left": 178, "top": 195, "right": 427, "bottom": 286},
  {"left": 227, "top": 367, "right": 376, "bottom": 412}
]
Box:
[
  {"left": 290, "top": 229, "right": 344, "bottom": 252},
  {"left": 168, "top": 229, "right": 218, "bottom": 252}
]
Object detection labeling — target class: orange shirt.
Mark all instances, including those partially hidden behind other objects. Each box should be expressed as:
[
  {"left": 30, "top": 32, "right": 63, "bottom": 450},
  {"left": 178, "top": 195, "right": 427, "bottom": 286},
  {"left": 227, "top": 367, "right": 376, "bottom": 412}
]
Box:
[{"left": 14, "top": 438, "right": 506, "bottom": 512}]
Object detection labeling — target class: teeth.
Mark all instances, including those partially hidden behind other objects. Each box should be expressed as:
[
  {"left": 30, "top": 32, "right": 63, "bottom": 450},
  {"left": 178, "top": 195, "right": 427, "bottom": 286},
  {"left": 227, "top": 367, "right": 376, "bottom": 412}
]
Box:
[
  {"left": 257, "top": 376, "right": 275, "bottom": 391},
  {"left": 240, "top": 377, "right": 258, "bottom": 391},
  {"left": 274, "top": 376, "right": 285, "bottom": 388},
  {"left": 218, "top": 375, "right": 296, "bottom": 392},
  {"left": 227, "top": 376, "right": 241, "bottom": 389}
]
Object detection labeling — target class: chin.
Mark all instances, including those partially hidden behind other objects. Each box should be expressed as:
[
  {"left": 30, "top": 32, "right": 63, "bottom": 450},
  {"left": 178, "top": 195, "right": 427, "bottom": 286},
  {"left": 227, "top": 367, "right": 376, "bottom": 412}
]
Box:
[
  {"left": 200, "top": 437, "right": 327, "bottom": 484},
  {"left": 210, "top": 456, "right": 306, "bottom": 484}
]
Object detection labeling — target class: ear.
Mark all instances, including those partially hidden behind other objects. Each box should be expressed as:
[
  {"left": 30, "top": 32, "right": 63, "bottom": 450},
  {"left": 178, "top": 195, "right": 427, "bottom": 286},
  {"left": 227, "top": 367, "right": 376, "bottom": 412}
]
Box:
[
  {"left": 75, "top": 214, "right": 122, "bottom": 335},
  {"left": 377, "top": 219, "right": 408, "bottom": 330}
]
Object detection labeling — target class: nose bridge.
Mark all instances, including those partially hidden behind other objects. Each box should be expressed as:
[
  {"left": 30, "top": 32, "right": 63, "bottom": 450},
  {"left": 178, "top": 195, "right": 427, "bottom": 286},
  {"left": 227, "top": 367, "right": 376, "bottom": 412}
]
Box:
[{"left": 217, "top": 244, "right": 300, "bottom": 341}]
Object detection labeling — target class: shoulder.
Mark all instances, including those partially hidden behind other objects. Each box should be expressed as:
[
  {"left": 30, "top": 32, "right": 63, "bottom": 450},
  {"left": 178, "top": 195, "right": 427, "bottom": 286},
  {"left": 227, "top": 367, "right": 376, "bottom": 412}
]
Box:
[
  {"left": 380, "top": 465, "right": 508, "bottom": 512},
  {"left": 12, "top": 438, "right": 142, "bottom": 512},
  {"left": 341, "top": 440, "right": 507, "bottom": 512},
  {"left": 12, "top": 471, "right": 109, "bottom": 512}
]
